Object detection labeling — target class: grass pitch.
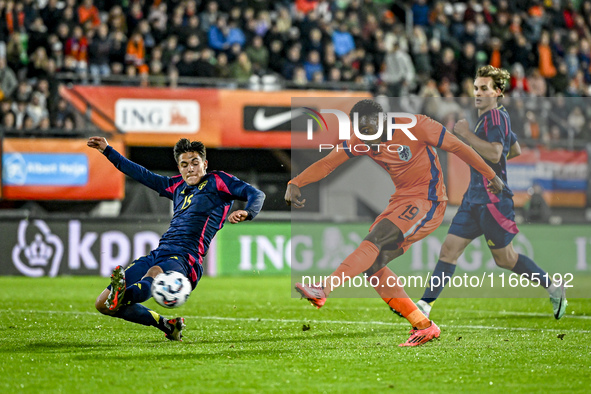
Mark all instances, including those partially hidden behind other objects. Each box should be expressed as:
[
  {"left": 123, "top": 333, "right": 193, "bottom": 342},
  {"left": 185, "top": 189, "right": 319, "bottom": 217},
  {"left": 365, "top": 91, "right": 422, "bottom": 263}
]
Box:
[{"left": 1, "top": 276, "right": 590, "bottom": 393}]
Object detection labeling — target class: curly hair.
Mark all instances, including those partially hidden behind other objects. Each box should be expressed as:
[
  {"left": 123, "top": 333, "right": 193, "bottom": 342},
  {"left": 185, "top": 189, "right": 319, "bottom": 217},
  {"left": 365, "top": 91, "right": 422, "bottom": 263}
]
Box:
[
  {"left": 475, "top": 65, "right": 511, "bottom": 97},
  {"left": 173, "top": 138, "right": 206, "bottom": 163},
  {"left": 349, "top": 99, "right": 383, "bottom": 121}
]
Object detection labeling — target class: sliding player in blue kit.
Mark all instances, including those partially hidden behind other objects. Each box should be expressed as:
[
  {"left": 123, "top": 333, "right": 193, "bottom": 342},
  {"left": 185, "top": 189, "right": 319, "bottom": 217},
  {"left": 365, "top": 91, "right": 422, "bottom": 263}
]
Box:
[{"left": 88, "top": 136, "right": 265, "bottom": 340}]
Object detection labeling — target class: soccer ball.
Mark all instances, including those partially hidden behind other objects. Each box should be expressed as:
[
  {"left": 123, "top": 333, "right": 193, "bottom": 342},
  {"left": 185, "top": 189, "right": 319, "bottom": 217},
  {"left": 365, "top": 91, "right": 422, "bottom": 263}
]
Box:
[{"left": 151, "top": 271, "right": 191, "bottom": 308}]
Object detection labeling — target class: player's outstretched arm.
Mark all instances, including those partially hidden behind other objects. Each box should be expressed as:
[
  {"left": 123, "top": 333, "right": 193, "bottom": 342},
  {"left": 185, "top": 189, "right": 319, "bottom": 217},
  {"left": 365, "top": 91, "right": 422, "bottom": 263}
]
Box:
[
  {"left": 228, "top": 210, "right": 249, "bottom": 223},
  {"left": 285, "top": 147, "right": 350, "bottom": 209},
  {"left": 87, "top": 136, "right": 108, "bottom": 153},
  {"left": 453, "top": 119, "right": 503, "bottom": 163},
  {"left": 507, "top": 140, "right": 521, "bottom": 160},
  {"left": 439, "top": 127, "right": 504, "bottom": 194},
  {"left": 285, "top": 183, "right": 305, "bottom": 208},
  {"left": 87, "top": 136, "right": 172, "bottom": 197}
]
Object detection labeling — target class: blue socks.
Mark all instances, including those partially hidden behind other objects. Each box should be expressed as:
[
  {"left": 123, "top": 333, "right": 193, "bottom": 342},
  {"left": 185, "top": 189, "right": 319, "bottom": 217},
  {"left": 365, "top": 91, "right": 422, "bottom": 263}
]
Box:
[
  {"left": 113, "top": 304, "right": 172, "bottom": 334},
  {"left": 511, "top": 254, "right": 550, "bottom": 289},
  {"left": 122, "top": 277, "right": 154, "bottom": 305},
  {"left": 421, "top": 260, "right": 456, "bottom": 304}
]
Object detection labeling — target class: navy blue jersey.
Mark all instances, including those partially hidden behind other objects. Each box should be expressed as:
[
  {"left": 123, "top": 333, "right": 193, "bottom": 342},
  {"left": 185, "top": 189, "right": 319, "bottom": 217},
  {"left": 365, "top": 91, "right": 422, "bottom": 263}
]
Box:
[
  {"left": 103, "top": 146, "right": 265, "bottom": 265},
  {"left": 465, "top": 105, "right": 515, "bottom": 204}
]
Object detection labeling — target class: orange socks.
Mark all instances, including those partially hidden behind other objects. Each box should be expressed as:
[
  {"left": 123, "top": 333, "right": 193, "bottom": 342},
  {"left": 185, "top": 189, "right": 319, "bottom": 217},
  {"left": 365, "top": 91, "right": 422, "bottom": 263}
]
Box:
[
  {"left": 325, "top": 240, "right": 380, "bottom": 295},
  {"left": 369, "top": 266, "right": 430, "bottom": 329}
]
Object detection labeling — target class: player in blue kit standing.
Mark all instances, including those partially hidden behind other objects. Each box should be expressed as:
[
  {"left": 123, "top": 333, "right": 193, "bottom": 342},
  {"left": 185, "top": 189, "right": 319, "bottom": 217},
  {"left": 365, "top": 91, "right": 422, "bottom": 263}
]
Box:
[
  {"left": 414, "top": 66, "right": 567, "bottom": 319},
  {"left": 88, "top": 136, "right": 265, "bottom": 340}
]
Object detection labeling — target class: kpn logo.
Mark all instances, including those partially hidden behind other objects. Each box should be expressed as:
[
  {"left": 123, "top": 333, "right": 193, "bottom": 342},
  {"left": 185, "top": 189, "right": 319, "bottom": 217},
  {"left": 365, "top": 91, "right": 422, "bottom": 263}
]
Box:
[{"left": 300, "top": 106, "right": 419, "bottom": 151}]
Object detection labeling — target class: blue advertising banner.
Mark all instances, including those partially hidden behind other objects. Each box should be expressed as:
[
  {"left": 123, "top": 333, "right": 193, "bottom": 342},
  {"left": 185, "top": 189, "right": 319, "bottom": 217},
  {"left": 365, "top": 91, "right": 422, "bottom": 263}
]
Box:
[{"left": 3, "top": 153, "right": 88, "bottom": 186}]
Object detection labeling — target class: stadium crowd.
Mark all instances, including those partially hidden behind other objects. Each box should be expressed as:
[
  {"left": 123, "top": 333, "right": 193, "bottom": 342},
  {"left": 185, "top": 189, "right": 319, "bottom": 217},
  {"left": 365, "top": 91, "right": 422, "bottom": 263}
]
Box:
[{"left": 0, "top": 0, "right": 590, "bottom": 142}]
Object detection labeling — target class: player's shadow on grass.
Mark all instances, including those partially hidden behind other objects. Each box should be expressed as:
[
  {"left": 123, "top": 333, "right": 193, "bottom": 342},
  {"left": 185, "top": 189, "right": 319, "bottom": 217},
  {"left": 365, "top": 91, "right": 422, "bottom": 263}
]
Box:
[
  {"left": 188, "top": 328, "right": 396, "bottom": 345},
  {"left": 5, "top": 341, "right": 114, "bottom": 353}
]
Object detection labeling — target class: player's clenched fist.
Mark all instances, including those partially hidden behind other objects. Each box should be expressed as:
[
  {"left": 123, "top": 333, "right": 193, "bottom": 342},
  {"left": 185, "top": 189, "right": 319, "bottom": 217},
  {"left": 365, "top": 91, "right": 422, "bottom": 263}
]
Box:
[
  {"left": 285, "top": 183, "right": 306, "bottom": 208},
  {"left": 87, "top": 136, "right": 109, "bottom": 153},
  {"left": 453, "top": 119, "right": 471, "bottom": 139}
]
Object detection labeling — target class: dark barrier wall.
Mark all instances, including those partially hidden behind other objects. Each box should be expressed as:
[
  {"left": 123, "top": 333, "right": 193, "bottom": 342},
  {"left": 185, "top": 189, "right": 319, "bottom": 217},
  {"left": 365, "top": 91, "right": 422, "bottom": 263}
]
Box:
[{"left": 1, "top": 218, "right": 169, "bottom": 277}]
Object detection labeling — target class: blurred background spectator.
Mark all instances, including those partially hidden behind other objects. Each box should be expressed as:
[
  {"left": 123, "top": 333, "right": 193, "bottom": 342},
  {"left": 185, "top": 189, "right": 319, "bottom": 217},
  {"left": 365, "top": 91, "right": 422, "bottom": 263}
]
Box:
[{"left": 0, "top": 0, "right": 588, "bottom": 143}]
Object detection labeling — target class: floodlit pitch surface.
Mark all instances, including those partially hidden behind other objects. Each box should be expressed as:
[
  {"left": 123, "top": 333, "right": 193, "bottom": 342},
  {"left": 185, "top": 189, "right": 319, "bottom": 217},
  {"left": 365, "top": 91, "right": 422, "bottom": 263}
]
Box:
[{"left": 1, "top": 276, "right": 590, "bottom": 392}]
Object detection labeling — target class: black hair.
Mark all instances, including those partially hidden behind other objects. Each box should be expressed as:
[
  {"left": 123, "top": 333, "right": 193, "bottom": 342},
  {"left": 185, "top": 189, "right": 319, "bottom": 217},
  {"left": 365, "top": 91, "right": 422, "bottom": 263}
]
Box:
[
  {"left": 349, "top": 99, "right": 383, "bottom": 122},
  {"left": 173, "top": 138, "right": 206, "bottom": 163}
]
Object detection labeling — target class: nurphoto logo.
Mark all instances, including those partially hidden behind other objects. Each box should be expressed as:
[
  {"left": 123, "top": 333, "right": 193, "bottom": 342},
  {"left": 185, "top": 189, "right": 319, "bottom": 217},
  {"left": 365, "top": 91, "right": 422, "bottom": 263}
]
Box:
[{"left": 302, "top": 107, "right": 418, "bottom": 152}]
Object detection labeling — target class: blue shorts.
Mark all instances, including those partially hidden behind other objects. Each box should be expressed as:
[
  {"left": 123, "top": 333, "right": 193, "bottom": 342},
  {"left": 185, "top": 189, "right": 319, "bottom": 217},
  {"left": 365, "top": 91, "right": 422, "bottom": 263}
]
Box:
[
  {"left": 107, "top": 249, "right": 203, "bottom": 290},
  {"left": 448, "top": 197, "right": 519, "bottom": 249}
]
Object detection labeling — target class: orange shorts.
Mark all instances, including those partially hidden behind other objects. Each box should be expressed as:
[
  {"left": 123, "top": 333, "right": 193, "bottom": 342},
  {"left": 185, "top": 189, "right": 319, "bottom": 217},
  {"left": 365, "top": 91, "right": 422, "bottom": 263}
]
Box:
[{"left": 370, "top": 197, "right": 447, "bottom": 253}]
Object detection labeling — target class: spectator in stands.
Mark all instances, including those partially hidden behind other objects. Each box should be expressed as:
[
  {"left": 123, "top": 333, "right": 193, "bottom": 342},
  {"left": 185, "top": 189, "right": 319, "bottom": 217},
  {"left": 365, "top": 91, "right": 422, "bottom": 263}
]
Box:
[
  {"left": 567, "top": 106, "right": 586, "bottom": 138},
  {"left": 524, "top": 183, "right": 551, "bottom": 223},
  {"left": 28, "top": 47, "right": 50, "bottom": 80},
  {"left": 433, "top": 47, "right": 457, "bottom": 90},
  {"left": 208, "top": 16, "right": 246, "bottom": 52},
  {"left": 267, "top": 39, "right": 284, "bottom": 75},
  {"left": 551, "top": 61, "right": 570, "bottom": 94},
  {"left": 528, "top": 69, "right": 548, "bottom": 96},
  {"left": 176, "top": 50, "right": 197, "bottom": 77},
  {"left": 536, "top": 30, "right": 557, "bottom": 79},
  {"left": 2, "top": 109, "right": 16, "bottom": 129},
  {"left": 229, "top": 51, "right": 252, "bottom": 82},
  {"left": 41, "top": 0, "right": 62, "bottom": 34},
  {"left": 12, "top": 99, "right": 27, "bottom": 129},
  {"left": 161, "top": 35, "right": 181, "bottom": 70},
  {"left": 332, "top": 23, "right": 355, "bottom": 57},
  {"left": 215, "top": 52, "right": 230, "bottom": 78},
  {"left": 195, "top": 48, "right": 217, "bottom": 78},
  {"left": 0, "top": 57, "right": 17, "bottom": 100},
  {"left": 245, "top": 35, "right": 269, "bottom": 74},
  {"left": 149, "top": 60, "right": 167, "bottom": 87},
  {"left": 292, "top": 66, "right": 308, "bottom": 86},
  {"left": 412, "top": 0, "right": 430, "bottom": 27},
  {"left": 381, "top": 42, "right": 416, "bottom": 96},
  {"left": 282, "top": 45, "right": 302, "bottom": 81},
  {"left": 303, "top": 50, "right": 323, "bottom": 81},
  {"left": 509, "top": 63, "right": 529, "bottom": 96},
  {"left": 28, "top": 17, "right": 49, "bottom": 54},
  {"left": 14, "top": 81, "right": 31, "bottom": 103},
  {"left": 458, "top": 42, "right": 477, "bottom": 84},
  {"left": 78, "top": 0, "right": 100, "bottom": 29},
  {"left": 200, "top": 1, "right": 220, "bottom": 34},
  {"left": 26, "top": 91, "right": 48, "bottom": 128},
  {"left": 127, "top": 2, "right": 144, "bottom": 36},
  {"left": 63, "top": 113, "right": 76, "bottom": 131},
  {"left": 6, "top": 33, "right": 28, "bottom": 76},
  {"left": 108, "top": 5, "right": 127, "bottom": 34},
  {"left": 126, "top": 31, "right": 148, "bottom": 75},
  {"left": 88, "top": 24, "right": 112, "bottom": 85},
  {"left": 65, "top": 25, "right": 88, "bottom": 76}
]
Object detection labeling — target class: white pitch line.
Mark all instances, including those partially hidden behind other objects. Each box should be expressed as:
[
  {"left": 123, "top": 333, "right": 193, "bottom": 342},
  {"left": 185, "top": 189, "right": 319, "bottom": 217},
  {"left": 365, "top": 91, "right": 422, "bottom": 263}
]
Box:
[
  {"left": 1, "top": 309, "right": 590, "bottom": 334},
  {"left": 450, "top": 309, "right": 591, "bottom": 320}
]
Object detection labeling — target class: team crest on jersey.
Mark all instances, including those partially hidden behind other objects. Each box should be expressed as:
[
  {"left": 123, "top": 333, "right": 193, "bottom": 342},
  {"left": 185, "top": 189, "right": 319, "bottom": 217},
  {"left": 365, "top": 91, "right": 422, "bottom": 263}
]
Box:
[
  {"left": 198, "top": 180, "right": 208, "bottom": 190},
  {"left": 398, "top": 146, "right": 412, "bottom": 162}
]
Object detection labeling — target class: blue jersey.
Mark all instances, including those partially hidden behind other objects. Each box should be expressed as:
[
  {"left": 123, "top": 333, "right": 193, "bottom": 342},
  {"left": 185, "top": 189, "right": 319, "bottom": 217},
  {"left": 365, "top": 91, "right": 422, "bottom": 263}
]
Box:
[
  {"left": 465, "top": 105, "right": 515, "bottom": 204},
  {"left": 103, "top": 146, "right": 265, "bottom": 265}
]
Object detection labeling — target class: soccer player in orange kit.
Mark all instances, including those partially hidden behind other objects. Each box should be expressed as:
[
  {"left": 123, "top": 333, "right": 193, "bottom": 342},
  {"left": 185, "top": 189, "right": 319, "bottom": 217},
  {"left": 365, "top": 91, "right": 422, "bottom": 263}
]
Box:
[{"left": 286, "top": 99, "right": 504, "bottom": 346}]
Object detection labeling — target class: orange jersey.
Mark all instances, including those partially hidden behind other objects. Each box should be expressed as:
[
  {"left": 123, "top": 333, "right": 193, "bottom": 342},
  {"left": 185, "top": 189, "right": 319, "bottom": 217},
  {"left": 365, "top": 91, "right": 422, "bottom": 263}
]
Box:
[{"left": 290, "top": 115, "right": 496, "bottom": 201}]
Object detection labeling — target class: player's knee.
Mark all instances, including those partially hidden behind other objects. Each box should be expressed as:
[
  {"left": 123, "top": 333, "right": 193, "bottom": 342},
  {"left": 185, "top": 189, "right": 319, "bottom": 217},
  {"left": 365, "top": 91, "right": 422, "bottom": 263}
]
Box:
[
  {"left": 144, "top": 266, "right": 164, "bottom": 279},
  {"left": 439, "top": 241, "right": 458, "bottom": 263},
  {"left": 363, "top": 261, "right": 386, "bottom": 277},
  {"left": 492, "top": 253, "right": 515, "bottom": 269},
  {"left": 95, "top": 295, "right": 113, "bottom": 315},
  {"left": 365, "top": 227, "right": 402, "bottom": 250}
]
